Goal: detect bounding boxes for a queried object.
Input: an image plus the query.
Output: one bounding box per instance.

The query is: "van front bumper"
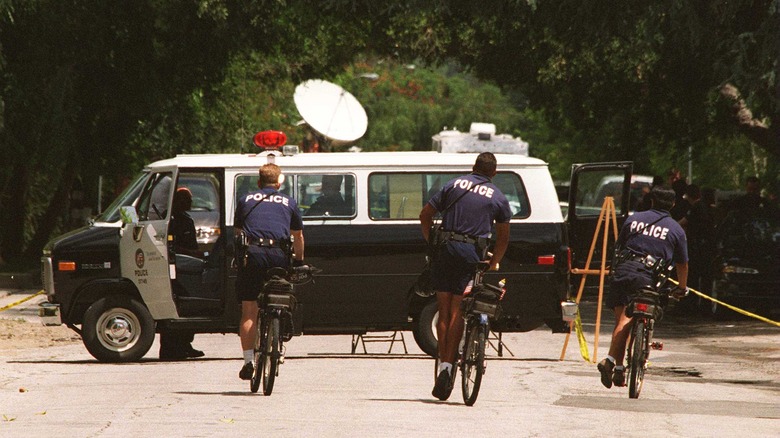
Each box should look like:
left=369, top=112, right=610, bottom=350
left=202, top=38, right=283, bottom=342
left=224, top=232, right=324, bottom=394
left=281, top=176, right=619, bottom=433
left=39, top=303, right=62, bottom=326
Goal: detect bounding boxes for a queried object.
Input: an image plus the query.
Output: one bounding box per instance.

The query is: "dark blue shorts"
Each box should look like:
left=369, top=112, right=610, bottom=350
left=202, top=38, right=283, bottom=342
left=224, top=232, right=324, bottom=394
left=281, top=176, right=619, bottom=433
left=430, top=242, right=480, bottom=295
left=236, top=247, right=289, bottom=302
left=607, top=261, right=654, bottom=309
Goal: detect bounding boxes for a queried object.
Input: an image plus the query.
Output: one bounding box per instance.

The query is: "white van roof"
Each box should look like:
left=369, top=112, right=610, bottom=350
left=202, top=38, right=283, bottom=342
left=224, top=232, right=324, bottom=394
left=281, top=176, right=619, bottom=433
left=146, top=150, right=549, bottom=171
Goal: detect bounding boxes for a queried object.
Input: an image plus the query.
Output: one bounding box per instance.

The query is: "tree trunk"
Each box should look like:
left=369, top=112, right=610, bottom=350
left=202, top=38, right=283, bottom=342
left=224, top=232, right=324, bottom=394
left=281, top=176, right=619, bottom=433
left=23, top=153, right=78, bottom=261
left=0, top=159, right=30, bottom=263
left=719, top=83, right=780, bottom=158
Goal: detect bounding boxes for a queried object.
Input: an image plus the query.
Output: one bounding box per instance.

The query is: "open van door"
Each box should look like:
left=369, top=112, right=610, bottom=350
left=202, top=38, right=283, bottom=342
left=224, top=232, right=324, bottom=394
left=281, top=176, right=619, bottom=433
left=566, top=162, right=633, bottom=284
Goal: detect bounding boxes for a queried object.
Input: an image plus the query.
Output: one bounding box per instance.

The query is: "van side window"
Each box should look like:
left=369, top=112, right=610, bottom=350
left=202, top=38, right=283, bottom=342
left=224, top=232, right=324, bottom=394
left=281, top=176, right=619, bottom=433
left=368, top=172, right=530, bottom=220
left=300, top=174, right=355, bottom=218
left=137, top=172, right=173, bottom=221
left=234, top=174, right=354, bottom=219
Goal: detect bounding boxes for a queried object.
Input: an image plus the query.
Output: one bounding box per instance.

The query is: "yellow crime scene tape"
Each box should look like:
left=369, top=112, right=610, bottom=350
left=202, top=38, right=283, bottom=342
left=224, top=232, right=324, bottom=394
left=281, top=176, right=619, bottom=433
left=574, top=311, right=591, bottom=362
left=668, top=279, right=780, bottom=328
left=571, top=282, right=780, bottom=363
left=0, top=290, right=45, bottom=312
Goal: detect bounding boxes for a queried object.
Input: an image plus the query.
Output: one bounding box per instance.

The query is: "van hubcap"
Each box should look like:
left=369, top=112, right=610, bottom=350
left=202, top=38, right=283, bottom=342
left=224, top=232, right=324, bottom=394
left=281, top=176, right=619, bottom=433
left=96, top=308, right=140, bottom=351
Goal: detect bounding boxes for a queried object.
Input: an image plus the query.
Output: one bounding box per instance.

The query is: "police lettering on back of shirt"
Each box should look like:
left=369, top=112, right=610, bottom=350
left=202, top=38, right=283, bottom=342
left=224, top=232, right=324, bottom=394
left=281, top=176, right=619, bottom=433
left=235, top=187, right=303, bottom=242
left=619, top=209, right=688, bottom=265
left=430, top=173, right=512, bottom=238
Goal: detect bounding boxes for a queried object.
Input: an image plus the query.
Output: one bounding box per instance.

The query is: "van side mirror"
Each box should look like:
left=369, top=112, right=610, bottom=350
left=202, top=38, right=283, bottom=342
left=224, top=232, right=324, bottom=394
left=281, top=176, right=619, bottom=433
left=120, top=206, right=139, bottom=225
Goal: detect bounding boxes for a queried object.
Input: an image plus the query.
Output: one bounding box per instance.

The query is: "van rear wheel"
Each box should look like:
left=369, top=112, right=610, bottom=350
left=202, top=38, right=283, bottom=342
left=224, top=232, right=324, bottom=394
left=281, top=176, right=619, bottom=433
left=413, top=300, right=439, bottom=358
left=82, top=296, right=155, bottom=363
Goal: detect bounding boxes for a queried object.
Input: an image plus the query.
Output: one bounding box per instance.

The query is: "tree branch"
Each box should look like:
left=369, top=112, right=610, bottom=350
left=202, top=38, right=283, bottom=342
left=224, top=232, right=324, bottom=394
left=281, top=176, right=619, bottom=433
left=719, top=83, right=780, bottom=158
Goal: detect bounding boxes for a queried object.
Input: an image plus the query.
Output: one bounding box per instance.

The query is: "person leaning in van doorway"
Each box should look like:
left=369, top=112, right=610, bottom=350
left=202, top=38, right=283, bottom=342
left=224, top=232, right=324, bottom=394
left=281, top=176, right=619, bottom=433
left=159, top=187, right=204, bottom=360
left=234, top=163, right=304, bottom=380
left=419, top=152, right=511, bottom=401
left=598, top=186, right=689, bottom=389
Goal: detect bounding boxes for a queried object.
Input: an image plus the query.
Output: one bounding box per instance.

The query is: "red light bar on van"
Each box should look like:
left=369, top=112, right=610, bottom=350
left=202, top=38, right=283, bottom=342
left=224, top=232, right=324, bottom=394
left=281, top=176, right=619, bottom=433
left=253, top=130, right=287, bottom=149
left=537, top=255, right=556, bottom=265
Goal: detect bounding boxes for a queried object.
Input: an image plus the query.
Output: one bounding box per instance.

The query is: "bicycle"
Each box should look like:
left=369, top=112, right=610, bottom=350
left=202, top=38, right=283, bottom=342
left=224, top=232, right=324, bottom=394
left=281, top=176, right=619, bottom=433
left=435, top=261, right=505, bottom=406
left=622, top=255, right=685, bottom=399
left=250, top=264, right=319, bottom=395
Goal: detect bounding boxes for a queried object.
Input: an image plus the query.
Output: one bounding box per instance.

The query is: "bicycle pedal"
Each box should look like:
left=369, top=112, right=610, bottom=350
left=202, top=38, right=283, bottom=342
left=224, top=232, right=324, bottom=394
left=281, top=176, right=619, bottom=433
left=651, top=341, right=664, bottom=350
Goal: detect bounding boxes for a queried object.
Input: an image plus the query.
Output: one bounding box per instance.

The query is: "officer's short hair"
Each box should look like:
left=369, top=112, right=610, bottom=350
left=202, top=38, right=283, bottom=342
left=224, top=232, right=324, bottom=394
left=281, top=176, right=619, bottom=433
left=473, top=152, right=497, bottom=176
left=650, top=186, right=675, bottom=211
left=259, top=164, right=282, bottom=186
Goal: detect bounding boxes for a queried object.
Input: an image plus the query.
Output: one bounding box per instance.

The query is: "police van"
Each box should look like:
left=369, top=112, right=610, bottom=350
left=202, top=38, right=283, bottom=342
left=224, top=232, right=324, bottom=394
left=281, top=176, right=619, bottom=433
left=39, top=132, right=634, bottom=361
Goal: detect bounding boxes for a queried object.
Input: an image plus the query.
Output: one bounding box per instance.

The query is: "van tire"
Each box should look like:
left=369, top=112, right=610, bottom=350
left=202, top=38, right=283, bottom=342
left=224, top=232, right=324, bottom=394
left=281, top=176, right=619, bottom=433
left=82, top=296, right=155, bottom=363
left=413, top=300, right=439, bottom=358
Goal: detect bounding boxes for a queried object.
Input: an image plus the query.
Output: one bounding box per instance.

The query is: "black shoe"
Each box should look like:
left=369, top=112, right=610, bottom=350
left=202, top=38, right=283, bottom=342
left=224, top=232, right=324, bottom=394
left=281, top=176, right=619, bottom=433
left=185, top=346, right=205, bottom=358
left=597, top=358, right=615, bottom=389
left=432, top=370, right=451, bottom=401
left=239, top=362, right=254, bottom=380
left=612, top=366, right=626, bottom=387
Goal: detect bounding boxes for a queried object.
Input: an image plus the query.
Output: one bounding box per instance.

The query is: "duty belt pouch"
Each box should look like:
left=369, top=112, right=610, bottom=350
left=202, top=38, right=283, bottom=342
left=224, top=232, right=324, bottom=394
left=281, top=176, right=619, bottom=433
left=234, top=231, right=248, bottom=268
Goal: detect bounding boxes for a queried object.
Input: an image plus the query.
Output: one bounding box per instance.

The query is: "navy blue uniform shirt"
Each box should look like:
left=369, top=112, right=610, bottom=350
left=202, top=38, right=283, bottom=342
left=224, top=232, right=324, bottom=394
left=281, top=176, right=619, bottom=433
left=234, top=187, right=303, bottom=241
left=233, top=187, right=303, bottom=302
left=608, top=209, right=688, bottom=308
left=428, top=173, right=512, bottom=238
left=616, top=209, right=688, bottom=266
left=427, top=173, right=511, bottom=294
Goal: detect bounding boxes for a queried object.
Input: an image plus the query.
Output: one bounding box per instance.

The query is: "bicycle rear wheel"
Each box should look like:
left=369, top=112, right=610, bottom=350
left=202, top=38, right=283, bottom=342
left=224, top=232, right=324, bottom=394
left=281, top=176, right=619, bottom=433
left=628, top=319, right=648, bottom=399
left=250, top=311, right=264, bottom=393
left=262, top=316, right=280, bottom=396
left=461, top=322, right=486, bottom=406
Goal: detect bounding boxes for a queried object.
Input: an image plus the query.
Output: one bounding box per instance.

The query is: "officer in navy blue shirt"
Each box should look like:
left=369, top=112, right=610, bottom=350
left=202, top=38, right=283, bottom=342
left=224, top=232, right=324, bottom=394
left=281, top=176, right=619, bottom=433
left=598, top=186, right=688, bottom=389
left=420, top=152, right=512, bottom=401
left=234, top=163, right=304, bottom=380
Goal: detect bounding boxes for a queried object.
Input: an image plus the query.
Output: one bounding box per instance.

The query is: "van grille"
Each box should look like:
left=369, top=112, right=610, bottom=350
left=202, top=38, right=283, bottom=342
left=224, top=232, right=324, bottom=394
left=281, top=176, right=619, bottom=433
left=41, top=257, right=55, bottom=296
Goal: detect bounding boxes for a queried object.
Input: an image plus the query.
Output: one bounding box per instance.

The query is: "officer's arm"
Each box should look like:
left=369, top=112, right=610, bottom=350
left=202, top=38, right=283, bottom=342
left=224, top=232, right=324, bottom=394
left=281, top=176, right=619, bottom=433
left=490, top=222, right=510, bottom=271
left=419, top=203, right=437, bottom=243
left=291, top=229, right=304, bottom=261
left=674, top=261, right=688, bottom=290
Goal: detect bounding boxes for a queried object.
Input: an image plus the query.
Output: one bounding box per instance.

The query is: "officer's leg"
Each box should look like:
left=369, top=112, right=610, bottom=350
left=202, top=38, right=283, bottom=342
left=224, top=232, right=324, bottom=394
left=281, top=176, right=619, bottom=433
left=609, top=305, right=632, bottom=366
left=444, top=294, right=465, bottom=365
left=240, top=300, right=258, bottom=352
left=435, top=291, right=453, bottom=363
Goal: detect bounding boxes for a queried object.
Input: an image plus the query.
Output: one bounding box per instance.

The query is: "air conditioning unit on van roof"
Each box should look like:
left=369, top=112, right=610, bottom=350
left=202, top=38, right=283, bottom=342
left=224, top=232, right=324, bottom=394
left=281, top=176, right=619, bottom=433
left=432, top=122, right=529, bottom=156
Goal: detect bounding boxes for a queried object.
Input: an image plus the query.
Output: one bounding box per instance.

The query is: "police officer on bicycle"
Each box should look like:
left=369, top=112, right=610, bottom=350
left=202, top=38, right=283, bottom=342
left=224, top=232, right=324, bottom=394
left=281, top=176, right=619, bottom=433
left=419, top=152, right=512, bottom=401
left=234, top=163, right=304, bottom=380
left=598, top=186, right=688, bottom=388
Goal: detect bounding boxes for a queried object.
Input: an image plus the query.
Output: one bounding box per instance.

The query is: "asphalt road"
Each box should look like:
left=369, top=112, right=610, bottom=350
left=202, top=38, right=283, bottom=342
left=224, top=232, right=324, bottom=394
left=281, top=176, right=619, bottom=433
left=1, top=289, right=779, bottom=437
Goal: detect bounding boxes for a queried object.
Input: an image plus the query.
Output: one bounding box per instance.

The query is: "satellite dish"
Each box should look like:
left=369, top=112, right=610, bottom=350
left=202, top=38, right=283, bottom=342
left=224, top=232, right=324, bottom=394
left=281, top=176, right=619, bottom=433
left=294, top=79, right=368, bottom=147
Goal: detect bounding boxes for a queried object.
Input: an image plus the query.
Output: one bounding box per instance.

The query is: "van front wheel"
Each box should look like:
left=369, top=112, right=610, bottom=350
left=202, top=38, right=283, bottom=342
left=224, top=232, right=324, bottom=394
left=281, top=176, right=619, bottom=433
left=82, top=296, right=155, bottom=363
left=413, top=300, right=439, bottom=358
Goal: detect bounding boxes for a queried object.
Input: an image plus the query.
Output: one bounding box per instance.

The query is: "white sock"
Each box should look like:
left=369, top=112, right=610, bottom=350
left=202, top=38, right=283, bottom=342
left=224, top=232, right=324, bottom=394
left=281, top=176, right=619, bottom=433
left=438, top=362, right=452, bottom=374
left=243, top=349, right=254, bottom=364
left=606, top=355, right=616, bottom=365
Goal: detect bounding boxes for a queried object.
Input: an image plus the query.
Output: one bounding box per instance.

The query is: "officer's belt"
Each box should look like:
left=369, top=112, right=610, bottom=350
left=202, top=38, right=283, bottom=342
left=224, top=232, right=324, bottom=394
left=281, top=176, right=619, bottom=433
left=246, top=237, right=287, bottom=249
left=438, top=231, right=487, bottom=247
left=617, top=251, right=658, bottom=268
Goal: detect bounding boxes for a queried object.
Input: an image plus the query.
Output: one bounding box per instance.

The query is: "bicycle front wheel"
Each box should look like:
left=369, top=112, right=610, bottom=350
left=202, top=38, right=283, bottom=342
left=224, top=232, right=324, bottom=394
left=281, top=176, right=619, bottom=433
left=461, top=322, right=486, bottom=406
left=250, top=311, right=264, bottom=393
left=628, top=319, right=648, bottom=399
left=262, top=315, right=280, bottom=396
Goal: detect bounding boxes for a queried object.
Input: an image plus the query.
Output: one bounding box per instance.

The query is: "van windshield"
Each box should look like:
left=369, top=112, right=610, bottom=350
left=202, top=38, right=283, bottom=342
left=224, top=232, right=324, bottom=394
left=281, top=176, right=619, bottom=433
left=95, top=172, right=148, bottom=223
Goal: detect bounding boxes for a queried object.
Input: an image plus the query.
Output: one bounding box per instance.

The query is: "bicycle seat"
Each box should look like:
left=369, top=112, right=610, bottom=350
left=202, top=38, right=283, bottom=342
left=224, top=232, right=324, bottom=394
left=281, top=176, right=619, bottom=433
left=266, top=267, right=288, bottom=280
